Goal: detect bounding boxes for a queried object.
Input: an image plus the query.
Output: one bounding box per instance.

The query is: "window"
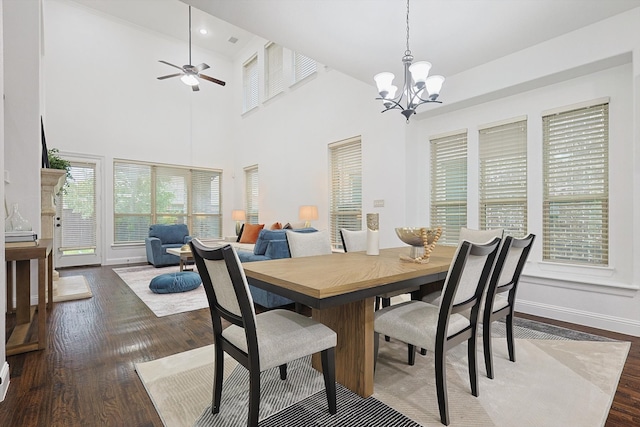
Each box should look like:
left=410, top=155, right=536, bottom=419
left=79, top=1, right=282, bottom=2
left=329, top=137, right=362, bottom=249
left=242, top=55, right=259, bottom=112
left=113, top=161, right=222, bottom=244
left=430, top=131, right=467, bottom=245
left=542, top=101, right=609, bottom=266
left=245, top=165, right=259, bottom=224
left=479, top=118, right=527, bottom=236
left=58, top=161, right=96, bottom=254
left=292, top=51, right=316, bottom=84
left=264, top=42, right=283, bottom=99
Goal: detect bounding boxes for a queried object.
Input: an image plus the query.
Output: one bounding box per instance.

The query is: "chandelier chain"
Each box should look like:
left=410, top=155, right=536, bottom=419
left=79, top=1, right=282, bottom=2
left=405, top=0, right=411, bottom=56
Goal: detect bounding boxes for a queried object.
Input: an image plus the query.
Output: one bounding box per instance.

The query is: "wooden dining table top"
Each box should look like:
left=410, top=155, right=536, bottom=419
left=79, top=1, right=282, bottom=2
left=242, top=245, right=456, bottom=307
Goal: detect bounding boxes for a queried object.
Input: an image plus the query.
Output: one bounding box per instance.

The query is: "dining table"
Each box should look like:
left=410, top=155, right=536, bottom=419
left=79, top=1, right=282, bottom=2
left=242, top=244, right=456, bottom=398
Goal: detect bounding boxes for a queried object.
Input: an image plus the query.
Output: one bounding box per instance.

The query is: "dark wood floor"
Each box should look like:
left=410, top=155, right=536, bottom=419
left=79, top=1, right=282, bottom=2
left=1, top=264, right=639, bottom=426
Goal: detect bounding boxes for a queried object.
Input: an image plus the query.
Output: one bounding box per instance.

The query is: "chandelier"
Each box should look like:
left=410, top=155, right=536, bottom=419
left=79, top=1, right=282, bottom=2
left=374, top=0, right=445, bottom=122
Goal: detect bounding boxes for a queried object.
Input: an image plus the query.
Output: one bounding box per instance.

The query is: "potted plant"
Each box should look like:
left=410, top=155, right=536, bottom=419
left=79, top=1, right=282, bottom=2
left=47, top=148, right=72, bottom=194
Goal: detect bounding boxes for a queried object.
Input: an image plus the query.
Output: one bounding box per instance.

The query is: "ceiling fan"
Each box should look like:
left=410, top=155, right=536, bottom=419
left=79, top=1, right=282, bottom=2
left=157, top=5, right=226, bottom=91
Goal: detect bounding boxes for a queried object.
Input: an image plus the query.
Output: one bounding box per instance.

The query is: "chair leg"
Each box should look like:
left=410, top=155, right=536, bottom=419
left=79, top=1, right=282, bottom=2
left=421, top=348, right=427, bottom=356
left=483, top=320, right=494, bottom=379
left=382, top=298, right=391, bottom=341
left=468, top=334, right=479, bottom=397
left=321, top=348, right=337, bottom=415
left=435, top=346, right=449, bottom=426
left=279, top=364, right=287, bottom=380
left=408, top=344, right=416, bottom=366
left=374, top=332, right=380, bottom=371
left=248, top=366, right=260, bottom=427
left=506, top=311, right=516, bottom=362
left=212, top=344, right=224, bottom=414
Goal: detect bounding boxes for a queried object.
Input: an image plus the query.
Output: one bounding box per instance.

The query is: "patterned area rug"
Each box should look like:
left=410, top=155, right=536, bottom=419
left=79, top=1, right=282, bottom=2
left=113, top=265, right=207, bottom=317
left=135, top=319, right=629, bottom=427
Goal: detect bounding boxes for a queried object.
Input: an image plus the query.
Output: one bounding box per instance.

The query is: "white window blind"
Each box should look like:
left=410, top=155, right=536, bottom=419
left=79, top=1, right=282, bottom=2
left=292, top=51, right=316, bottom=84
left=59, top=162, right=97, bottom=253
left=329, top=137, right=362, bottom=249
left=265, top=42, right=283, bottom=99
left=242, top=55, right=259, bottom=112
left=479, top=119, right=527, bottom=237
left=430, top=132, right=467, bottom=245
left=245, top=165, right=259, bottom=224
left=542, top=102, right=609, bottom=266
left=114, top=161, right=222, bottom=244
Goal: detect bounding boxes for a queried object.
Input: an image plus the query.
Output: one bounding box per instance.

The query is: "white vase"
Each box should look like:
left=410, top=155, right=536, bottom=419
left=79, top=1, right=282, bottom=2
left=5, top=203, right=32, bottom=232
left=366, top=213, right=379, bottom=256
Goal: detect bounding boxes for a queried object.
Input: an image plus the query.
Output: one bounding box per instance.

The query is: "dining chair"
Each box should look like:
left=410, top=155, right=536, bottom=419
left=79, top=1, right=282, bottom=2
left=374, top=238, right=501, bottom=426
left=189, top=239, right=338, bottom=427
left=286, top=229, right=333, bottom=257
left=482, top=233, right=535, bottom=379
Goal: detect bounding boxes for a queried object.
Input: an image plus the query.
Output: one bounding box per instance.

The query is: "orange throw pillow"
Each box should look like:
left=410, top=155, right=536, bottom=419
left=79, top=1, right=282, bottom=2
left=270, top=222, right=283, bottom=230
left=239, top=224, right=265, bottom=244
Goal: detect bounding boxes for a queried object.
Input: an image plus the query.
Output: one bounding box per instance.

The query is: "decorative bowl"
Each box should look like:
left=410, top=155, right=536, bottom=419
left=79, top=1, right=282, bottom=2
left=395, top=227, right=441, bottom=258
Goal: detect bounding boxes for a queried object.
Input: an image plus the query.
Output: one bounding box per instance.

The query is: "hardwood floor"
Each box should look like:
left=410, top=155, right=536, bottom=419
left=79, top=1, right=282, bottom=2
left=1, top=264, right=639, bottom=426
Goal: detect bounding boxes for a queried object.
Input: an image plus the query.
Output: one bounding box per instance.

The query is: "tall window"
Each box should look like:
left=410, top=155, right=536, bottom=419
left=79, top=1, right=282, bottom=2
left=265, top=42, right=283, bottom=99
left=479, top=118, right=528, bottom=236
left=113, top=161, right=222, bottom=244
left=245, top=165, right=259, bottom=224
left=58, top=161, right=96, bottom=254
left=329, top=137, right=362, bottom=249
left=542, top=101, right=609, bottom=266
left=430, top=131, right=467, bottom=245
left=242, top=55, right=259, bottom=112
left=292, top=51, right=316, bottom=84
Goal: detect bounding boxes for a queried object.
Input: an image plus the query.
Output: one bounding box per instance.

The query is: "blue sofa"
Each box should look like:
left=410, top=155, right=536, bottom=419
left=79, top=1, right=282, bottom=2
left=237, top=227, right=316, bottom=308
left=145, top=224, right=193, bottom=267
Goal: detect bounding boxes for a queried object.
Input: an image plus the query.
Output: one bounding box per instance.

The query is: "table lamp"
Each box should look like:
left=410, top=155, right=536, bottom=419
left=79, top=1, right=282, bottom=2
left=231, top=210, right=246, bottom=236
left=299, top=205, right=318, bottom=228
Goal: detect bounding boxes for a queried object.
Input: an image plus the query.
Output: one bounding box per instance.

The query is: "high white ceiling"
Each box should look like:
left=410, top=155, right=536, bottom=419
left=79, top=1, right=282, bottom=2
left=67, top=0, right=640, bottom=85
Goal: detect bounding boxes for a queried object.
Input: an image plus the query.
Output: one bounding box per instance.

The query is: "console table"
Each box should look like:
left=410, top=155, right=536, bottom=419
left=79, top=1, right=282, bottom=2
left=5, top=239, right=53, bottom=356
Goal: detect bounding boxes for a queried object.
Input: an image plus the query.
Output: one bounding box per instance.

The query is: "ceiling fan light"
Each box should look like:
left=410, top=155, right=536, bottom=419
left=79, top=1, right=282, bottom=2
left=180, top=74, right=199, bottom=86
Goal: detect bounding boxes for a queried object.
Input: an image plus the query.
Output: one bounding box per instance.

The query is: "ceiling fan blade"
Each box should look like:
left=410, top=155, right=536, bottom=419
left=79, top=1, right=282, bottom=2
left=157, top=73, right=182, bottom=80
left=192, top=84, right=200, bottom=92
left=158, top=60, right=185, bottom=72
left=199, top=74, right=226, bottom=86
left=194, top=63, right=210, bottom=73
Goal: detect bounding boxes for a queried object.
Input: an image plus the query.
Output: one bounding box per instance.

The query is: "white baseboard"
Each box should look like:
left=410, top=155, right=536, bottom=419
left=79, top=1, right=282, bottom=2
left=517, top=299, right=640, bottom=337
left=0, top=361, right=10, bottom=402
left=105, top=256, right=147, bottom=266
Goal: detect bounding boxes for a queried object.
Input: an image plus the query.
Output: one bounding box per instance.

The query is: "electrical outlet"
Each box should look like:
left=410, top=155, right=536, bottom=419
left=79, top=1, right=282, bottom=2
left=373, top=199, right=385, bottom=208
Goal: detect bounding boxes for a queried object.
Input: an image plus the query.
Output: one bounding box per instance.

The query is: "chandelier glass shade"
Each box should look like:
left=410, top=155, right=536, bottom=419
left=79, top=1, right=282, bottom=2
left=374, top=0, right=445, bottom=122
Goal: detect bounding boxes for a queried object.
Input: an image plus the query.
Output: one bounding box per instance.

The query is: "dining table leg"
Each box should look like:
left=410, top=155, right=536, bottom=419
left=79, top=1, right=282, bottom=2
left=311, top=296, right=375, bottom=398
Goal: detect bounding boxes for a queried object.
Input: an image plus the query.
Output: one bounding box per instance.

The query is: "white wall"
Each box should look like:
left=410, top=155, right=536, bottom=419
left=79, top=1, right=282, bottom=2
left=0, top=0, right=9, bottom=403
left=406, top=8, right=640, bottom=335
left=42, top=0, right=236, bottom=264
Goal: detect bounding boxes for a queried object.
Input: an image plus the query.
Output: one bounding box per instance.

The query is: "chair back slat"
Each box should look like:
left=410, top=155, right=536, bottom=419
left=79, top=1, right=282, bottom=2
left=487, top=233, right=535, bottom=306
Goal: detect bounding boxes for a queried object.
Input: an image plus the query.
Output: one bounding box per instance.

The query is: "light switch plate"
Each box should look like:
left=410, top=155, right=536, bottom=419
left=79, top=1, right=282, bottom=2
left=373, top=199, right=384, bottom=207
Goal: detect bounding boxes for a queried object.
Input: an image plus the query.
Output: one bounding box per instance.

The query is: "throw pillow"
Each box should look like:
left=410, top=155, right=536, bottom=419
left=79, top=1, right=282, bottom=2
left=239, top=223, right=265, bottom=244
left=270, top=222, right=283, bottom=230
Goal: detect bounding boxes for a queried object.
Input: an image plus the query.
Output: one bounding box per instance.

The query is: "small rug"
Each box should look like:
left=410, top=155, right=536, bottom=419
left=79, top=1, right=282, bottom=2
left=135, top=319, right=629, bottom=427
left=52, top=275, right=93, bottom=302
left=113, top=265, right=207, bottom=317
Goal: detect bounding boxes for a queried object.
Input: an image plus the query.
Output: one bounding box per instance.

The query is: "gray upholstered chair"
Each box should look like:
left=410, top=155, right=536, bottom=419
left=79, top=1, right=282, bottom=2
left=374, top=238, right=501, bottom=426
left=285, top=229, right=333, bottom=257
left=189, top=239, right=337, bottom=427
left=482, top=233, right=535, bottom=379
left=339, top=228, right=367, bottom=252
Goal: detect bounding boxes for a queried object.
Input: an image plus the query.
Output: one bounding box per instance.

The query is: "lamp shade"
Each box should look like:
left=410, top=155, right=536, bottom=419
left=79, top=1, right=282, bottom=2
left=299, top=205, right=319, bottom=221
left=231, top=210, right=246, bottom=221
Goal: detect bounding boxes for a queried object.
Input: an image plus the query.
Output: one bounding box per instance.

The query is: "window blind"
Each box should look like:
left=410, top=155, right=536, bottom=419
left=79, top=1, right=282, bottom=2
left=245, top=165, right=259, bottom=224
left=59, top=162, right=97, bottom=253
left=242, top=55, right=259, bottom=112
left=265, top=43, right=283, bottom=99
left=542, top=102, right=609, bottom=266
left=479, top=119, right=527, bottom=237
left=430, top=132, right=467, bottom=245
left=329, top=137, right=362, bottom=249
left=113, top=161, right=222, bottom=244
left=292, top=51, right=316, bottom=84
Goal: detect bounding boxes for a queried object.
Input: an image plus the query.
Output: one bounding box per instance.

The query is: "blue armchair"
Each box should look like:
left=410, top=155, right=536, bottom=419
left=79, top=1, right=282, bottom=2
left=145, top=224, right=192, bottom=267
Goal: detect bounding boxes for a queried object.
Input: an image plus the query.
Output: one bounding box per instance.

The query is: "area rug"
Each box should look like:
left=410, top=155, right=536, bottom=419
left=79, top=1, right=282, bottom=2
left=113, top=265, right=207, bottom=317
left=135, top=319, right=629, bottom=427
left=51, top=275, right=93, bottom=302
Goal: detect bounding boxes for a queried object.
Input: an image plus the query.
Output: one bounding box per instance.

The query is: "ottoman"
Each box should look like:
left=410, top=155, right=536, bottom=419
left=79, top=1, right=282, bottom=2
left=149, top=271, right=201, bottom=294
